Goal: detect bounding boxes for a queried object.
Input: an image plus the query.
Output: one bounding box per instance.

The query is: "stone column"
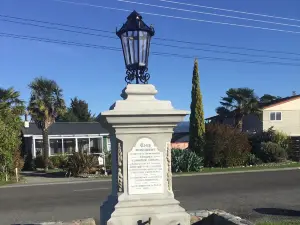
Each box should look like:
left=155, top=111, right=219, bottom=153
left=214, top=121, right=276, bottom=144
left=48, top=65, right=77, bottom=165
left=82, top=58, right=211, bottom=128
left=100, top=84, right=190, bottom=225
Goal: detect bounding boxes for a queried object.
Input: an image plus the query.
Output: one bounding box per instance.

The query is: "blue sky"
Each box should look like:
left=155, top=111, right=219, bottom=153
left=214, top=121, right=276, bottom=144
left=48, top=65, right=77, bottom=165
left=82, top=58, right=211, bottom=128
left=1, top=0, right=300, bottom=119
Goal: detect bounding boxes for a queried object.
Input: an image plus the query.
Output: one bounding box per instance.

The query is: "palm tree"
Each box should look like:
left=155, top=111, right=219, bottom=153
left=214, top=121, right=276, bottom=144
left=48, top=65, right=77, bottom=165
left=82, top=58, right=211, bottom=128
left=218, top=88, right=260, bottom=130
left=28, top=77, right=66, bottom=171
left=215, top=106, right=231, bottom=124
left=0, top=87, right=25, bottom=115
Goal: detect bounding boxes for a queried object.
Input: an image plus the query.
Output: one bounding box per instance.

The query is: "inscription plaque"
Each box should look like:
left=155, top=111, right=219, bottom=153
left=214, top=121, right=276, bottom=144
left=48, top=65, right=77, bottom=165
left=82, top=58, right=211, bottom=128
left=128, top=137, right=164, bottom=195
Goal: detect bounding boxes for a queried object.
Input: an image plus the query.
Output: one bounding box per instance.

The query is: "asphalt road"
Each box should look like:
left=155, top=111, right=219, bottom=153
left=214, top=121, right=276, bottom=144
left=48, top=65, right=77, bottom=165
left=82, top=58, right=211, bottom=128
left=1, top=170, right=300, bottom=224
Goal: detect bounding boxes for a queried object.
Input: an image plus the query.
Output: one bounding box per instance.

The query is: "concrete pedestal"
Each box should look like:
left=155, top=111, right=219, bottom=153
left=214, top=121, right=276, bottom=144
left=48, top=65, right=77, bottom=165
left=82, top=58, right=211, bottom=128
left=100, top=84, right=190, bottom=225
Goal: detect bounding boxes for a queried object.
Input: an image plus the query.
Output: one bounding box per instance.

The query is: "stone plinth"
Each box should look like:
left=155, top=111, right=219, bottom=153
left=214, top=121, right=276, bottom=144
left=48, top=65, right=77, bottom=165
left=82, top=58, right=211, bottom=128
left=99, top=84, right=190, bottom=225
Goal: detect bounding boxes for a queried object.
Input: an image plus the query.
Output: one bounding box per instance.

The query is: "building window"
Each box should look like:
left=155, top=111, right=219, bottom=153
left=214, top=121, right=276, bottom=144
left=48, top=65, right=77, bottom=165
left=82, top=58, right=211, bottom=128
left=270, top=112, right=282, bottom=121
left=90, top=138, right=103, bottom=154
left=63, top=139, right=76, bottom=154
left=35, top=139, right=43, bottom=156
left=78, top=138, right=89, bottom=153
left=50, top=139, right=63, bottom=155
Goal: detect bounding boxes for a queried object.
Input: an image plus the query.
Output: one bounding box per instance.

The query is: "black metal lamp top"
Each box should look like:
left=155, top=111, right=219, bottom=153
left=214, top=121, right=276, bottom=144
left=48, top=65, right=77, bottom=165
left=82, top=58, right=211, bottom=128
left=116, top=11, right=155, bottom=84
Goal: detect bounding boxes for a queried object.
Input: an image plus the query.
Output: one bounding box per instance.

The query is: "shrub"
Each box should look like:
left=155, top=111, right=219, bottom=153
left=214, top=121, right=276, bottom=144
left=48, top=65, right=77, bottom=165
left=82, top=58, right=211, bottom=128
left=34, top=155, right=45, bottom=169
left=259, top=142, right=287, bottom=163
left=49, top=155, right=68, bottom=169
left=66, top=152, right=98, bottom=176
left=249, top=127, right=291, bottom=160
left=13, top=150, right=24, bottom=171
left=171, top=149, right=203, bottom=173
left=247, top=153, right=262, bottom=166
left=272, top=130, right=290, bottom=150
left=204, top=124, right=251, bottom=167
left=23, top=153, right=35, bottom=171
left=105, top=152, right=112, bottom=171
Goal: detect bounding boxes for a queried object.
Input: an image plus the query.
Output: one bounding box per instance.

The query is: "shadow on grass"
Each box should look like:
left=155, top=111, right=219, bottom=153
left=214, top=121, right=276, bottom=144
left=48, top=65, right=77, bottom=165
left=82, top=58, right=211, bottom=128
left=254, top=208, right=300, bottom=217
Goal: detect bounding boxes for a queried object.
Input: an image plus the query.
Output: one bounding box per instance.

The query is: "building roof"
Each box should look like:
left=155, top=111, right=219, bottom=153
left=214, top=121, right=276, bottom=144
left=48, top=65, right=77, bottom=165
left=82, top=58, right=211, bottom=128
left=205, top=94, right=300, bottom=120
left=22, top=121, right=189, bottom=136
left=173, top=121, right=189, bottom=133
left=262, top=95, right=300, bottom=109
left=173, top=134, right=189, bottom=143
left=22, top=122, right=109, bottom=136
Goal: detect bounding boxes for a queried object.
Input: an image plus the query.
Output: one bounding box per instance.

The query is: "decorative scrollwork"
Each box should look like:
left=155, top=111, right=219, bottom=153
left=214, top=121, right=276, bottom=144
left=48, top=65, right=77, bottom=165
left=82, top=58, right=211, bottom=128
left=117, top=142, right=123, bottom=192
left=125, top=68, right=151, bottom=84
left=166, top=142, right=172, bottom=191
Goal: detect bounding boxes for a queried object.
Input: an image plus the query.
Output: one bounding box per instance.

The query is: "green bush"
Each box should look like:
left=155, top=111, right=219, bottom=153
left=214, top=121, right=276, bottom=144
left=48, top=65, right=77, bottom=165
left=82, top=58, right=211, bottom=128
left=247, top=153, right=262, bottom=165
left=66, top=152, right=98, bottom=176
left=49, top=155, right=68, bottom=169
left=204, top=124, right=251, bottom=167
left=105, top=152, right=112, bottom=171
left=272, top=130, right=290, bottom=150
left=33, top=155, right=55, bottom=169
left=34, top=155, right=45, bottom=169
left=171, top=149, right=203, bottom=173
left=249, top=127, right=291, bottom=160
left=259, top=142, right=287, bottom=163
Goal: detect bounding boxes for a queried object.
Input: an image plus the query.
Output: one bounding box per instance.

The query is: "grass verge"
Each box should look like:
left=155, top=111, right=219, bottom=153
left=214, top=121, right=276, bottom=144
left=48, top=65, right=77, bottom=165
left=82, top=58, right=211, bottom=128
left=174, top=161, right=300, bottom=176
left=0, top=180, right=16, bottom=186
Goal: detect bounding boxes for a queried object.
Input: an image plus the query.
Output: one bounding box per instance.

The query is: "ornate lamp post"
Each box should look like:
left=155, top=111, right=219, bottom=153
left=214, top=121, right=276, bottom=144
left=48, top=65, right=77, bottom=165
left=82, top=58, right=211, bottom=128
left=100, top=10, right=190, bottom=225
left=116, top=10, right=155, bottom=84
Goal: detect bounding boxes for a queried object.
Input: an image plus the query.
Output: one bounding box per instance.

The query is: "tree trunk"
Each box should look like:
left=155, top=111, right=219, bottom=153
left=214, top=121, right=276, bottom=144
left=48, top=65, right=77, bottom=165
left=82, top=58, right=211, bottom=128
left=236, top=116, right=243, bottom=131
left=42, top=128, right=49, bottom=172
left=237, top=119, right=243, bottom=131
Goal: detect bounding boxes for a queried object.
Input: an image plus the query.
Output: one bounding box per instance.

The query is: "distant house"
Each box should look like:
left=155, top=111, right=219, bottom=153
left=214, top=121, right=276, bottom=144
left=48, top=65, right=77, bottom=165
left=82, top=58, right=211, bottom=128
left=21, top=122, right=110, bottom=158
left=263, top=95, right=300, bottom=136
left=171, top=121, right=189, bottom=149
left=21, top=120, right=190, bottom=155
left=205, top=94, right=300, bottom=136
left=205, top=113, right=262, bottom=134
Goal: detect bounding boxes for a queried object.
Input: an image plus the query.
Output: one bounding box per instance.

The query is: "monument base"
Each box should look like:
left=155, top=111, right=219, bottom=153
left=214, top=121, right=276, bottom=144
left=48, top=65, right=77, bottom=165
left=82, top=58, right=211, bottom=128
left=100, top=84, right=190, bottom=225
left=101, top=194, right=190, bottom=225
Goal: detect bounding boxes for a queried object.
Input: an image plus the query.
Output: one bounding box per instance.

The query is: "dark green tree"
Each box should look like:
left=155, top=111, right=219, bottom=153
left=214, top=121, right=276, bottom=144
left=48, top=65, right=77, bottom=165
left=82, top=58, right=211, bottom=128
left=58, top=97, right=95, bottom=122
left=28, top=77, right=66, bottom=171
left=215, top=106, right=231, bottom=123
left=218, top=88, right=260, bottom=130
left=189, top=59, right=205, bottom=156
left=260, top=94, right=281, bottom=104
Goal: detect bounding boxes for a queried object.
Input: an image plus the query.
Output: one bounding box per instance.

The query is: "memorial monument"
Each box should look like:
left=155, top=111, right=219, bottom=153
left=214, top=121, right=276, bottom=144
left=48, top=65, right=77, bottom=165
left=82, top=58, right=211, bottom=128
left=100, top=11, right=190, bottom=225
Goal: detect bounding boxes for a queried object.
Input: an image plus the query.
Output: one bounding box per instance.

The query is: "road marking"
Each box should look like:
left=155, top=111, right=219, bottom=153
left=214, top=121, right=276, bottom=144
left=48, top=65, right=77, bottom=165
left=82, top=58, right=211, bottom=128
left=0, top=179, right=110, bottom=189
left=73, top=187, right=109, bottom=192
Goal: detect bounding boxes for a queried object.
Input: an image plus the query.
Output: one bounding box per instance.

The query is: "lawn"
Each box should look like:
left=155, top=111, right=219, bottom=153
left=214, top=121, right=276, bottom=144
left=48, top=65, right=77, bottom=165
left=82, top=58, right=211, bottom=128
left=0, top=180, right=15, bottom=186
left=174, top=161, right=300, bottom=176
left=257, top=221, right=300, bottom=225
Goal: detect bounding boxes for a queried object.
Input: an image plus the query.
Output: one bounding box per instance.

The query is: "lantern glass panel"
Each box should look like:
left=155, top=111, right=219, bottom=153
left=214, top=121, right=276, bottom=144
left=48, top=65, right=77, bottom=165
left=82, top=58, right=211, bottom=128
left=121, top=30, right=152, bottom=69
left=121, top=34, right=130, bottom=66
left=139, top=31, right=149, bottom=67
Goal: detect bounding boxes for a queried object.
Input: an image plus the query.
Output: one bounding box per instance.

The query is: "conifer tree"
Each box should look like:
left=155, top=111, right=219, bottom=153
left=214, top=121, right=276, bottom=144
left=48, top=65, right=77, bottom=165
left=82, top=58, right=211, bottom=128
left=189, top=59, right=205, bottom=155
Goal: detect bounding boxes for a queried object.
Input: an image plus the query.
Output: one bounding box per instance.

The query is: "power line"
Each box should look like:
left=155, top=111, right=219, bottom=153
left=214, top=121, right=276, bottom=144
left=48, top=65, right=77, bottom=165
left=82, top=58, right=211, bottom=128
left=3, top=17, right=300, bottom=61
left=0, top=32, right=121, bottom=50
left=0, top=15, right=115, bottom=34
left=1, top=32, right=300, bottom=67
left=0, top=19, right=117, bottom=40
left=118, top=0, right=300, bottom=29
left=152, top=43, right=300, bottom=62
left=158, top=0, right=300, bottom=23
left=154, top=37, right=300, bottom=57
left=39, top=0, right=300, bottom=35
left=2, top=14, right=300, bottom=57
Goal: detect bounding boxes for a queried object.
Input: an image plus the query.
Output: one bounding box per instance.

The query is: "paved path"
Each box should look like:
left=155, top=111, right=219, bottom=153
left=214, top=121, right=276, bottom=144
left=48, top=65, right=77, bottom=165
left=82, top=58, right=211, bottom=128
left=1, top=170, right=300, bottom=224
